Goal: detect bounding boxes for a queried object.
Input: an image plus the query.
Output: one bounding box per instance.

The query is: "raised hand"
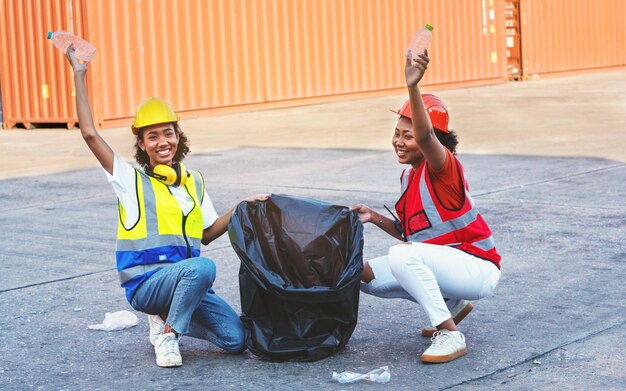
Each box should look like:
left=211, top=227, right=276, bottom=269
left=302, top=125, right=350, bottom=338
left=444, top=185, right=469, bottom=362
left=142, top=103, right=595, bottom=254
left=65, top=44, right=87, bottom=75
left=405, top=50, right=429, bottom=88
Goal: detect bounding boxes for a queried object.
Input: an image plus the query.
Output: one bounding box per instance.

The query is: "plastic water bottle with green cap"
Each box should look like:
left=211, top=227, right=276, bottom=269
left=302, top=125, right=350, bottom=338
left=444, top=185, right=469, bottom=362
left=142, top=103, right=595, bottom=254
left=47, top=30, right=96, bottom=62
left=406, top=24, right=433, bottom=60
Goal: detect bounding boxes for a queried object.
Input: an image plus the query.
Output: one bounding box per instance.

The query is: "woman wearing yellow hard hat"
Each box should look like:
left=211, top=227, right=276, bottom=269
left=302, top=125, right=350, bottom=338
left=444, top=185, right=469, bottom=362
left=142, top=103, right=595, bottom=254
left=351, top=50, right=501, bottom=364
left=66, top=45, right=267, bottom=368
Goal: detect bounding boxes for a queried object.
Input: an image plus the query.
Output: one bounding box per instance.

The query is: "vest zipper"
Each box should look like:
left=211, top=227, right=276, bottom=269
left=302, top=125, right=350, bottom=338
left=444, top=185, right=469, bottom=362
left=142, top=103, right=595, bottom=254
left=181, top=182, right=197, bottom=259
left=401, top=169, right=415, bottom=240
left=181, top=214, right=191, bottom=258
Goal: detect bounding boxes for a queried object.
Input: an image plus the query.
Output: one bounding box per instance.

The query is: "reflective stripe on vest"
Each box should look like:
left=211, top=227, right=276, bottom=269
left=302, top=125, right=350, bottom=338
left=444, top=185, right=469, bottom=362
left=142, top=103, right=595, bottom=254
left=119, top=263, right=170, bottom=284
left=116, top=168, right=205, bottom=292
left=404, top=167, right=480, bottom=242
left=399, top=162, right=498, bottom=258
left=444, top=235, right=496, bottom=252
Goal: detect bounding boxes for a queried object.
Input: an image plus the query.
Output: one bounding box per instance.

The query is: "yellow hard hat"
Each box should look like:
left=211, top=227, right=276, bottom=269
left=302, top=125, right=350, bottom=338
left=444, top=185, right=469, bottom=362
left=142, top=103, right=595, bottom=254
left=131, top=97, right=180, bottom=135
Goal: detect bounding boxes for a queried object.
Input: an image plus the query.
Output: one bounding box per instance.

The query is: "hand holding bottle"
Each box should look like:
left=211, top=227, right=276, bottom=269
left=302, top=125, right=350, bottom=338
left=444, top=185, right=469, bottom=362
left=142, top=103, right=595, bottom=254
left=48, top=30, right=96, bottom=62
left=65, top=44, right=87, bottom=76
left=406, top=24, right=433, bottom=60
left=405, top=51, right=429, bottom=88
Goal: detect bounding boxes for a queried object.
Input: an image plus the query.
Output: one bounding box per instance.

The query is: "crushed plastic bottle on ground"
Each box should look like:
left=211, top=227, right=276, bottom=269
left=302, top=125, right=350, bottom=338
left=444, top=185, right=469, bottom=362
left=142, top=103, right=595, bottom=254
left=87, top=310, right=139, bottom=331
left=331, top=365, right=391, bottom=384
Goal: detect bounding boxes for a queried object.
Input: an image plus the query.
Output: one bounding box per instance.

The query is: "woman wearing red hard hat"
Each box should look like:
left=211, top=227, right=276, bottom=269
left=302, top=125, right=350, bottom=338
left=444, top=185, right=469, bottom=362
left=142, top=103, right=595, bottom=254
left=351, top=51, right=501, bottom=364
left=65, top=45, right=267, bottom=368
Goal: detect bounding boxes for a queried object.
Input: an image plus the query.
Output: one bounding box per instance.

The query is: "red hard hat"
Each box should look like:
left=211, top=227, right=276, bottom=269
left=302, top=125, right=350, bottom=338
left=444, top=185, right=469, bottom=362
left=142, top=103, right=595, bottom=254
left=392, top=94, right=450, bottom=133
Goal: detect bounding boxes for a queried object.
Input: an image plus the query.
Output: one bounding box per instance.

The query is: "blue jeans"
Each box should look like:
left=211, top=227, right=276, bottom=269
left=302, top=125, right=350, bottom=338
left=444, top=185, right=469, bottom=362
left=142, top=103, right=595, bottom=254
left=130, top=257, right=245, bottom=353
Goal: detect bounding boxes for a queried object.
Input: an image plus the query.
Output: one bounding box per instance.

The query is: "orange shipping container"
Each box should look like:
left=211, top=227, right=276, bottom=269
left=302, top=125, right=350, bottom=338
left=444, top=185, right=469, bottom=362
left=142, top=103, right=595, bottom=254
left=519, top=0, right=626, bottom=76
left=0, top=0, right=91, bottom=128
left=83, top=0, right=508, bottom=129
left=0, top=0, right=537, bottom=129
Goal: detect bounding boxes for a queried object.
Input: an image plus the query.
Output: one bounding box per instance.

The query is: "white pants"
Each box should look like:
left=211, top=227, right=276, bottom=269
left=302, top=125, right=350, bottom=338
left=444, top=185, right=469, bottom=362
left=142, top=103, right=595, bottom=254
left=361, top=242, right=500, bottom=327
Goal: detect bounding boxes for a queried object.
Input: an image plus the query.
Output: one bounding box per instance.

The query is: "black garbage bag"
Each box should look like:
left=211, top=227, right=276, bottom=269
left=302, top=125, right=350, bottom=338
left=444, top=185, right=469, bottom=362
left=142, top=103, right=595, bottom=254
left=228, top=194, right=364, bottom=362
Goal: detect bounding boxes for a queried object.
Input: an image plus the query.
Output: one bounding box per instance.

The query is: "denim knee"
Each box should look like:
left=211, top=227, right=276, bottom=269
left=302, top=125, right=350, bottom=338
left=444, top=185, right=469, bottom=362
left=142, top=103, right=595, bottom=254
left=222, top=322, right=246, bottom=354
left=183, top=257, right=216, bottom=286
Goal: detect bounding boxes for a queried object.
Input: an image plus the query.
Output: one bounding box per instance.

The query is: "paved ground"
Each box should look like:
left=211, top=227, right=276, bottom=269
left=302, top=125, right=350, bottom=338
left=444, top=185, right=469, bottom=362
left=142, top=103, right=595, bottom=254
left=1, top=70, right=625, bottom=390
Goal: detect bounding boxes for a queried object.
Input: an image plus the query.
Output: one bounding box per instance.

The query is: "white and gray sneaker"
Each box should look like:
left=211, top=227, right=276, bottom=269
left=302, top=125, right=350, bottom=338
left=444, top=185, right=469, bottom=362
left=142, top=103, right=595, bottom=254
left=148, top=314, right=165, bottom=346
left=154, top=332, right=182, bottom=367
left=421, top=300, right=473, bottom=337
left=421, top=329, right=467, bottom=363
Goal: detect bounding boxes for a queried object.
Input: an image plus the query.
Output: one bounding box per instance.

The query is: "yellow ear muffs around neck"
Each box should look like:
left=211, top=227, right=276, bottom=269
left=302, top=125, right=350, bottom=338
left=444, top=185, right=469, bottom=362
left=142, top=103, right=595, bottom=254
left=146, top=162, right=188, bottom=186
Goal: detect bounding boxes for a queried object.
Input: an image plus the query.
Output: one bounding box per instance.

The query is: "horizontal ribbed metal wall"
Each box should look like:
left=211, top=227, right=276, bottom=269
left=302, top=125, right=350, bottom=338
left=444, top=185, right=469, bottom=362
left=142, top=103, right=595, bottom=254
left=520, top=0, right=626, bottom=75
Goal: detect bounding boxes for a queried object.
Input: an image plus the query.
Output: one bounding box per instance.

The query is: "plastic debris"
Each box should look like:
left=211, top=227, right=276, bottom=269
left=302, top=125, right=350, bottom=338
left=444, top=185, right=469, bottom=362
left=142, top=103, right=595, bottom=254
left=88, top=310, right=139, bottom=331
left=331, top=366, right=391, bottom=384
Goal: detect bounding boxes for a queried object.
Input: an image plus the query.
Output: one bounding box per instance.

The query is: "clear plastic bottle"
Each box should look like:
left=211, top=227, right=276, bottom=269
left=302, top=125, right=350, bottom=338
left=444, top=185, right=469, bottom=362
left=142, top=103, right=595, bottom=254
left=47, top=30, right=96, bottom=62
left=406, top=24, right=433, bottom=60
left=331, top=366, right=391, bottom=384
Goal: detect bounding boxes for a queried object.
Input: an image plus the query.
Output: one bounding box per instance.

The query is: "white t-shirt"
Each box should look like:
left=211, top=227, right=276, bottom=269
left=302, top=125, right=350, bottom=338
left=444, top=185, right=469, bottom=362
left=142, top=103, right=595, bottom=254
left=105, top=154, right=219, bottom=229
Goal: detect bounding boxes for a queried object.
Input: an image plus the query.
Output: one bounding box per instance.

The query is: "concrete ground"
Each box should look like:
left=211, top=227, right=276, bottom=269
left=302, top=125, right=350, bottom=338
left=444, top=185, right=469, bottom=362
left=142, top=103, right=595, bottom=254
left=0, top=69, right=625, bottom=390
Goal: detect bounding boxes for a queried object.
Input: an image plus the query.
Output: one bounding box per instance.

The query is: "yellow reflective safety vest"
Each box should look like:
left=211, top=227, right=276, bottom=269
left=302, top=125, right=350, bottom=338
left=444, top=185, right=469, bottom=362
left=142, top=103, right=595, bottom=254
left=116, top=168, right=205, bottom=302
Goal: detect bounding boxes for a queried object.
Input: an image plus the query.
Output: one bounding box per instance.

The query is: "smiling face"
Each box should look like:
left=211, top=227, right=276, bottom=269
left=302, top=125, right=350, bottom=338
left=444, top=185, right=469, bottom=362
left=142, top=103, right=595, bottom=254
left=137, top=122, right=179, bottom=168
left=392, top=116, right=423, bottom=167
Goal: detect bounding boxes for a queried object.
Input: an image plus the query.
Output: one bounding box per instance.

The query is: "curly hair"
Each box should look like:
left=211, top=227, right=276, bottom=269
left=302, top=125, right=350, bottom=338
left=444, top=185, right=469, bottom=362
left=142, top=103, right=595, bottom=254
left=435, top=128, right=459, bottom=155
left=133, top=122, right=191, bottom=167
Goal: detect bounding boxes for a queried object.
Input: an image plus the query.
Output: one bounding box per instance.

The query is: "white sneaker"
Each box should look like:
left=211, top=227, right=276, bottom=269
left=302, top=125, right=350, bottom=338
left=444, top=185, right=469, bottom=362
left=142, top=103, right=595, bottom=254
left=421, top=329, right=467, bottom=363
left=148, top=314, right=165, bottom=346
left=154, top=332, right=182, bottom=367
left=421, top=300, right=473, bottom=337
